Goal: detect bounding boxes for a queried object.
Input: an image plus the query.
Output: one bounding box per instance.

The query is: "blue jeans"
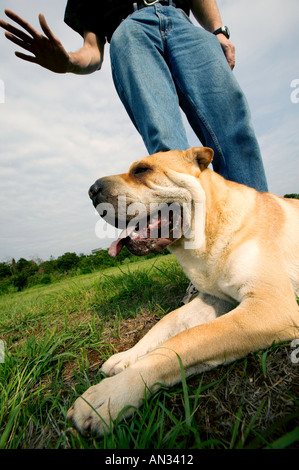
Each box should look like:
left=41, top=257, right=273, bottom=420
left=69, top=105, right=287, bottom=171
left=110, top=4, right=268, bottom=191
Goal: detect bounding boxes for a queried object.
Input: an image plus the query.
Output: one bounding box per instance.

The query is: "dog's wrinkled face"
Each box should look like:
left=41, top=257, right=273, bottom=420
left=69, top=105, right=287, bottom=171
left=89, top=147, right=213, bottom=256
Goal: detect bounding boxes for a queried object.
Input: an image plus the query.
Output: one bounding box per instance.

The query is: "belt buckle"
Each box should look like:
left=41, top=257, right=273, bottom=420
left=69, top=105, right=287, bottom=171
left=143, top=0, right=160, bottom=5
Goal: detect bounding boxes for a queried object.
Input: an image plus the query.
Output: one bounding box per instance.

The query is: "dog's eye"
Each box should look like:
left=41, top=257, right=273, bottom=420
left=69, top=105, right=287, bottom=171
left=133, top=166, right=152, bottom=176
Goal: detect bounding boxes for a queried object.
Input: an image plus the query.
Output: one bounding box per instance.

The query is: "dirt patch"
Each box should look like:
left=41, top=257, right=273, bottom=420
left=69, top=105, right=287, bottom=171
left=62, top=311, right=160, bottom=381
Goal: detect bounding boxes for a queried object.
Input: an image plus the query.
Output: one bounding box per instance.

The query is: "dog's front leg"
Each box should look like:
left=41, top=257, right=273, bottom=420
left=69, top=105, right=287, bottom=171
left=100, top=293, right=234, bottom=375
left=67, top=290, right=298, bottom=435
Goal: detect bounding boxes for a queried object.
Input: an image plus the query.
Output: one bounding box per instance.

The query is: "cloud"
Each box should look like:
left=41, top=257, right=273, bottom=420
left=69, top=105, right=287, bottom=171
left=217, top=0, right=299, bottom=194
left=0, top=0, right=146, bottom=260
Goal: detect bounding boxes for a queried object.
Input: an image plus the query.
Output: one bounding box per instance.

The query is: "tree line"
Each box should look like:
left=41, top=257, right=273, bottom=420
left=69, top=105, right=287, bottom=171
left=0, top=247, right=167, bottom=295
left=1, top=194, right=297, bottom=295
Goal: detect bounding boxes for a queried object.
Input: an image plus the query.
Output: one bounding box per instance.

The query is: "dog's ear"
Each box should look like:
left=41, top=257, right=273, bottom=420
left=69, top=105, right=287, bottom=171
left=185, top=147, right=214, bottom=170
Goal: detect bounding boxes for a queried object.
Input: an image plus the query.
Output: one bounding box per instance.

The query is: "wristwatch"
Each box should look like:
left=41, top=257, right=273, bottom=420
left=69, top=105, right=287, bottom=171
left=213, top=26, right=230, bottom=39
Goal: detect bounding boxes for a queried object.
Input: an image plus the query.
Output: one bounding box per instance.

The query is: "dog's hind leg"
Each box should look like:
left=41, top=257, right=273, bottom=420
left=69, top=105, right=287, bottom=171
left=101, top=293, right=234, bottom=376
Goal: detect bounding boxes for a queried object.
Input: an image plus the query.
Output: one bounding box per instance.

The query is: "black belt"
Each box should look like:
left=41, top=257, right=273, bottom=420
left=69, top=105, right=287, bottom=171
left=133, top=0, right=177, bottom=12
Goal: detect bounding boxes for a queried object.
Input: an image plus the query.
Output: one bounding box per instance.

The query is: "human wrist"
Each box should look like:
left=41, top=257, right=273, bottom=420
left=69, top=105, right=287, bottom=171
left=67, top=51, right=86, bottom=74
left=67, top=49, right=102, bottom=75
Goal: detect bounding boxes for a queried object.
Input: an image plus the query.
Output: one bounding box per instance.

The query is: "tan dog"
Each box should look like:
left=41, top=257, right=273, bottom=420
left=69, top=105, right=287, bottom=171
left=67, top=147, right=299, bottom=434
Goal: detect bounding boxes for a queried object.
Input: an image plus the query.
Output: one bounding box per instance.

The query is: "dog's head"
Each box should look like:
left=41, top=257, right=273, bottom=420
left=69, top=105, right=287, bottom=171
left=89, top=147, right=213, bottom=256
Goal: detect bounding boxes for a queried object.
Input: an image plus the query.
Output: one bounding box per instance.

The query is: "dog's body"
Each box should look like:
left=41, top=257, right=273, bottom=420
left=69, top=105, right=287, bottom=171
left=67, top=147, right=299, bottom=434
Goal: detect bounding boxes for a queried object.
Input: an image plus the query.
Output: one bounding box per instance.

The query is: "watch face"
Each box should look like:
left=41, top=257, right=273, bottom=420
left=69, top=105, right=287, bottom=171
left=220, top=26, right=230, bottom=38
left=213, top=26, right=230, bottom=39
left=224, top=26, right=230, bottom=38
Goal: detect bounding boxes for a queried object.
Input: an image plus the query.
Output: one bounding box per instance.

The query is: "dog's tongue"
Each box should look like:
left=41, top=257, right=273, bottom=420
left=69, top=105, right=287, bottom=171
left=108, top=225, right=136, bottom=257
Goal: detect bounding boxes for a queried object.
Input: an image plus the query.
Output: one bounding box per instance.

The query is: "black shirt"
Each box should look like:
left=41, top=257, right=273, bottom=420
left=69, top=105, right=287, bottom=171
left=64, top=0, right=191, bottom=43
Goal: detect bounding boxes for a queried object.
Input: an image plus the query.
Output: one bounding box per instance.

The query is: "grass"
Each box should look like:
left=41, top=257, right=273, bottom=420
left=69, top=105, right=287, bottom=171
left=0, top=254, right=298, bottom=449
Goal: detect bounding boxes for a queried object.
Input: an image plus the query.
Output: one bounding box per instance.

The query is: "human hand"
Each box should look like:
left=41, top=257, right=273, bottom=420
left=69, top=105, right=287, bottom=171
left=217, top=34, right=235, bottom=70
left=0, top=9, right=71, bottom=73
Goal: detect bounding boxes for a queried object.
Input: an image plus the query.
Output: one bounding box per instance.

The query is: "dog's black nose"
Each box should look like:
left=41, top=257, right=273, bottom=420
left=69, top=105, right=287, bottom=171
left=88, top=181, right=101, bottom=198
left=88, top=180, right=103, bottom=206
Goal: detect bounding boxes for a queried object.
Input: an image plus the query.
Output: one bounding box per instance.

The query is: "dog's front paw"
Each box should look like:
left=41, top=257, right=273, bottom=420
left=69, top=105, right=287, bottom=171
left=101, top=347, right=140, bottom=376
left=67, top=368, right=146, bottom=435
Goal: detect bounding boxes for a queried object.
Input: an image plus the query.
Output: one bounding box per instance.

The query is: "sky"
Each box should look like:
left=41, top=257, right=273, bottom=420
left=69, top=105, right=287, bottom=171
left=0, top=0, right=298, bottom=262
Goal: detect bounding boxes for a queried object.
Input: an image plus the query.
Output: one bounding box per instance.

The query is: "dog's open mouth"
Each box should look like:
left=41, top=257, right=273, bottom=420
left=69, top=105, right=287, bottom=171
left=109, top=206, right=183, bottom=257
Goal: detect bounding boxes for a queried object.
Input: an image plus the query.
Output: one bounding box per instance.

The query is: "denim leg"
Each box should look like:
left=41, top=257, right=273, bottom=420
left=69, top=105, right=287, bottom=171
left=164, top=8, right=268, bottom=191
left=110, top=8, right=189, bottom=154
left=110, top=6, right=268, bottom=191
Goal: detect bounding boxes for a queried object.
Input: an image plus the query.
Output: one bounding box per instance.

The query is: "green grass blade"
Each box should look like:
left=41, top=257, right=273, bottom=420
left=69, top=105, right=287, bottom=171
left=265, top=427, right=299, bottom=449
left=0, top=403, right=21, bottom=449
left=175, top=353, right=191, bottom=427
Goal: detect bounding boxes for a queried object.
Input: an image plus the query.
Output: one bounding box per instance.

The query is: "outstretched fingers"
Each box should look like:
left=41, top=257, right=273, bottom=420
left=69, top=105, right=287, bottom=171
left=1, top=9, right=71, bottom=72
left=4, top=32, right=33, bottom=53
left=0, top=19, right=31, bottom=43
left=3, top=9, right=40, bottom=38
left=0, top=9, right=40, bottom=58
left=38, top=13, right=57, bottom=42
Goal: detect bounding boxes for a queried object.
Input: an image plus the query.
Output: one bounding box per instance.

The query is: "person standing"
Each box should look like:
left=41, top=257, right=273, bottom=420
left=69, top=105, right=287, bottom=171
left=0, top=1, right=268, bottom=191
